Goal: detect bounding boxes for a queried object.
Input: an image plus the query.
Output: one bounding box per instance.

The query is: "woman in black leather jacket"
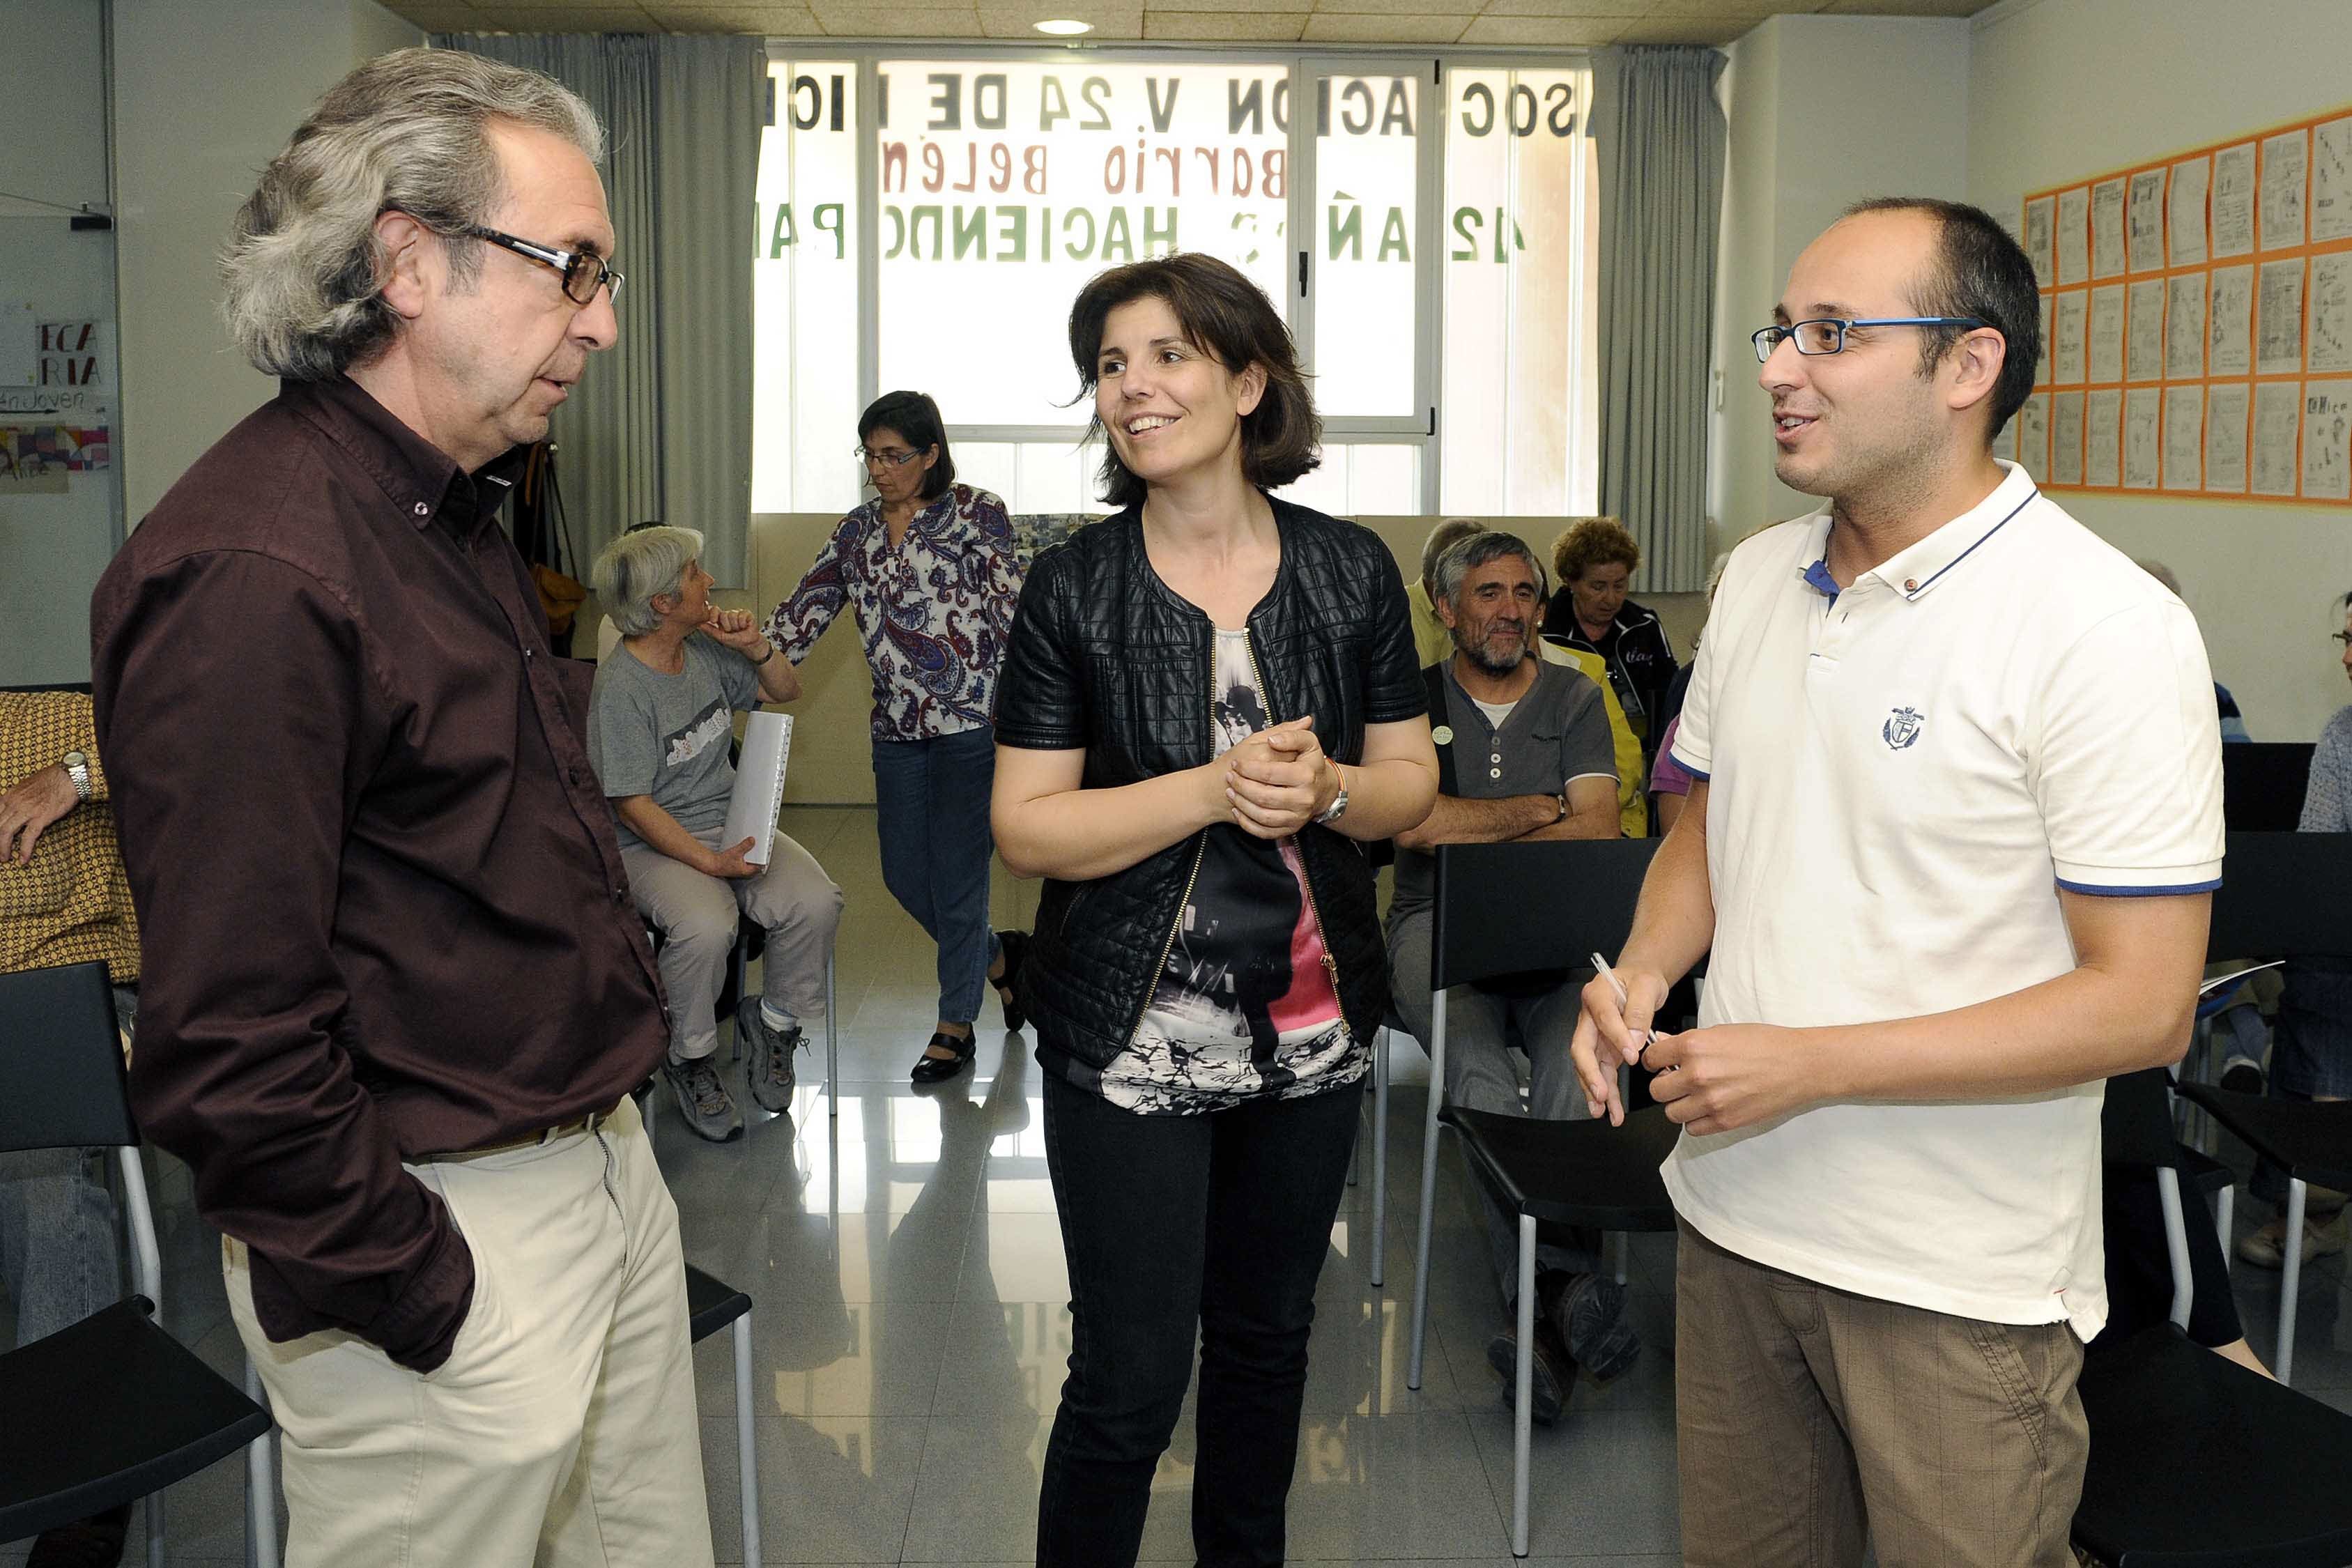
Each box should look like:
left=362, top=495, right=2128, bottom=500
left=992, top=253, right=1438, bottom=1568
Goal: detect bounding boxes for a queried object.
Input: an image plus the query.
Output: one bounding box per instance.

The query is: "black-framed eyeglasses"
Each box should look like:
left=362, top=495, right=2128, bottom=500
left=466, top=226, right=624, bottom=305
left=856, top=445, right=925, bottom=468
left=1751, top=316, right=1986, bottom=362
left=2332, top=630, right=2352, bottom=647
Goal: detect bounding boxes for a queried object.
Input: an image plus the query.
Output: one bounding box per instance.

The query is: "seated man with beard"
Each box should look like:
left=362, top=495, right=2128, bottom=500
left=1385, top=529, right=1629, bottom=1425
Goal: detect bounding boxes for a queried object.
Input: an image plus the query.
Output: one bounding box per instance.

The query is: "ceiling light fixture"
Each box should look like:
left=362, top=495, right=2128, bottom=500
left=1033, top=17, right=1093, bottom=33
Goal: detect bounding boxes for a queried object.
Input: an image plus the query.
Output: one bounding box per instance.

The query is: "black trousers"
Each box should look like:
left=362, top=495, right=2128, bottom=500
left=1035, top=1071, right=1361, bottom=1568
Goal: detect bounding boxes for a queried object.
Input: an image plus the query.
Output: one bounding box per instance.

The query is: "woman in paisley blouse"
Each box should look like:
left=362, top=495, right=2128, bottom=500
left=763, top=391, right=1027, bottom=1083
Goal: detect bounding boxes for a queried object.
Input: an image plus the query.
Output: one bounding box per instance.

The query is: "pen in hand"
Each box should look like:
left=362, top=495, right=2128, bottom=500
left=1590, top=952, right=1659, bottom=1067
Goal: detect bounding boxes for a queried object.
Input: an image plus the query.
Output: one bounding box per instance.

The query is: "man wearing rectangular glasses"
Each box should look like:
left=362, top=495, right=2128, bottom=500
left=91, top=48, right=709, bottom=1568
left=1575, top=199, right=2222, bottom=1567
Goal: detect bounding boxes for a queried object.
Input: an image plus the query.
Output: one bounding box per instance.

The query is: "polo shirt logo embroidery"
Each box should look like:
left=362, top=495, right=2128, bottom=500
left=1882, top=706, right=1926, bottom=750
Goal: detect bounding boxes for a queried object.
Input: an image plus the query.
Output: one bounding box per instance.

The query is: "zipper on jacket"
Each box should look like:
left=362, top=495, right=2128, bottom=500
left=1240, top=628, right=1345, bottom=999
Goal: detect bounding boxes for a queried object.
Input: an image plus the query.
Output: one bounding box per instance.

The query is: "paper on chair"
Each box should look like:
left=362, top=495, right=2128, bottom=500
left=723, top=711, right=794, bottom=866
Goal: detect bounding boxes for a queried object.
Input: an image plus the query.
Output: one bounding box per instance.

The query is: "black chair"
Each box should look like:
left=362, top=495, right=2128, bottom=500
left=2222, top=742, right=2315, bottom=831
left=0, top=961, right=272, bottom=1566
left=2174, top=831, right=2352, bottom=1385
left=686, top=1264, right=761, bottom=1568
left=2073, top=1066, right=2352, bottom=1568
left=1402, top=838, right=1683, bottom=1559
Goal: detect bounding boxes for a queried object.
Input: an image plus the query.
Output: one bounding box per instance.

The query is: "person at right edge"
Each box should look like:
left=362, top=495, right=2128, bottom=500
left=1573, top=198, right=2223, bottom=1567
left=991, top=252, right=1438, bottom=1568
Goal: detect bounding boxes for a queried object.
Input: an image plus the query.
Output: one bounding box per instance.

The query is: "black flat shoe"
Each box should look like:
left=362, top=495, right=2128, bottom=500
left=991, top=928, right=1031, bottom=1031
left=910, top=1029, right=976, bottom=1084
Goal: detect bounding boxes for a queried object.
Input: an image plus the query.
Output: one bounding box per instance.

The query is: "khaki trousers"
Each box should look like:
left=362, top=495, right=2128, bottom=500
left=225, top=1095, right=714, bottom=1568
left=1674, top=1220, right=2089, bottom=1568
left=624, top=829, right=843, bottom=1061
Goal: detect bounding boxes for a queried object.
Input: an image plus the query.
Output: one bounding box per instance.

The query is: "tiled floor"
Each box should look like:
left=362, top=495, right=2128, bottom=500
left=8, top=804, right=2351, bottom=1565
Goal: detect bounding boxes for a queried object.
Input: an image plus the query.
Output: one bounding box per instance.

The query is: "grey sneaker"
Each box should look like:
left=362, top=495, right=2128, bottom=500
left=1548, top=1271, right=1640, bottom=1383
left=737, top=997, right=802, bottom=1115
left=663, top=1054, right=743, bottom=1143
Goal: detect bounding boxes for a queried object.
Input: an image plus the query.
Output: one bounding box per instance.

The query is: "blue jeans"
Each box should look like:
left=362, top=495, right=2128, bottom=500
left=0, top=985, right=133, bottom=1344
left=872, top=726, right=1001, bottom=1025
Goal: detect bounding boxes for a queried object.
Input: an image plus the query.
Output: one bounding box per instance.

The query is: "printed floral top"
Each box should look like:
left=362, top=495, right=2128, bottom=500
left=764, top=482, right=1024, bottom=741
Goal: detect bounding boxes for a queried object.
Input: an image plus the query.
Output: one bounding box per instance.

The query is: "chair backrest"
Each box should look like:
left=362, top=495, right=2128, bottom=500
left=2222, top=742, right=2314, bottom=831
left=2208, top=831, right=2352, bottom=962
left=0, top=961, right=137, bottom=1153
left=1430, top=838, right=1663, bottom=992
left=2100, top=1067, right=2183, bottom=1171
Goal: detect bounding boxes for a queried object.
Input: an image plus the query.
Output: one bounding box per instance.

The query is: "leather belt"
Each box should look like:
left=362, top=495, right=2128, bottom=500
left=426, top=1100, right=623, bottom=1161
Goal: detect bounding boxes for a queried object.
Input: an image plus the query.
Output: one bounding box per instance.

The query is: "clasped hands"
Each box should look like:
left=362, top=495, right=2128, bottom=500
left=1569, top=967, right=1823, bottom=1137
left=1215, top=716, right=1340, bottom=840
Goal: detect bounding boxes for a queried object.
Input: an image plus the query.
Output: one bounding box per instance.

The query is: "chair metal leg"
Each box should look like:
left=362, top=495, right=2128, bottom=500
left=2279, top=1178, right=2307, bottom=1385
left=734, top=1312, right=761, bottom=1568
left=1512, top=1213, right=1536, bottom=1559
left=732, top=937, right=752, bottom=1062
left=245, top=1360, right=277, bottom=1568
left=2155, top=1166, right=2192, bottom=1331
left=825, top=951, right=839, bottom=1120
left=1370, top=1026, right=1389, bottom=1289
left=116, top=1145, right=162, bottom=1310
left=2216, top=1185, right=2234, bottom=1276
left=148, top=1493, right=164, bottom=1568
left=1347, top=1121, right=1360, bottom=1186
left=1408, top=991, right=1448, bottom=1391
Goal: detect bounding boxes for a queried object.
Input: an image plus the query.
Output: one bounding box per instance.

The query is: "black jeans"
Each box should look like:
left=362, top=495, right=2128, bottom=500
left=1035, top=1072, right=1362, bottom=1568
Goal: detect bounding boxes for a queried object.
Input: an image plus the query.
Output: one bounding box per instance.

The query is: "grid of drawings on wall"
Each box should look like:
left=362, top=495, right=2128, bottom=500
left=2011, top=103, right=2352, bottom=505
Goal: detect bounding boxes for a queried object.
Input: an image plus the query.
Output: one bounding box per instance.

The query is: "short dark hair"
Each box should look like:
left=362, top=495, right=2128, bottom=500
left=1434, top=530, right=1548, bottom=608
left=1066, top=252, right=1321, bottom=509
left=1844, top=197, right=2042, bottom=446
left=859, top=390, right=955, bottom=500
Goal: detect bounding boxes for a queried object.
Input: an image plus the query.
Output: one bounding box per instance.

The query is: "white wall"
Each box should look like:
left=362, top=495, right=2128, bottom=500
left=1971, top=0, right=2352, bottom=741
left=113, top=0, right=422, bottom=528
left=1708, top=13, right=1972, bottom=551
left=0, top=0, right=119, bottom=684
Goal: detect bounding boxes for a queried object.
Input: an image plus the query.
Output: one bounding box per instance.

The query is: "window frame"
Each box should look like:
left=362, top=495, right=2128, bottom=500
left=764, top=41, right=1596, bottom=518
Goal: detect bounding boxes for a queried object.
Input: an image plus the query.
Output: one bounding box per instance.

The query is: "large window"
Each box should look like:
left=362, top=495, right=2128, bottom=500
left=751, top=51, right=1597, bottom=521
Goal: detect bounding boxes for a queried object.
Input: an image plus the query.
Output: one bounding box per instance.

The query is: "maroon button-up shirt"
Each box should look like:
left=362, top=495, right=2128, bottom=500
left=90, top=376, right=667, bottom=1372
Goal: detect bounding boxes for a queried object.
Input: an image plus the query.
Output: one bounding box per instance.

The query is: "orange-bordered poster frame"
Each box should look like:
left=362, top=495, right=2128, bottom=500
left=2017, top=100, right=2352, bottom=507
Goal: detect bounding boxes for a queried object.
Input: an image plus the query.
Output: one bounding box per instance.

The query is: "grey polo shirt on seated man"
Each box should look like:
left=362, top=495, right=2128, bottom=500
left=1389, top=657, right=1618, bottom=918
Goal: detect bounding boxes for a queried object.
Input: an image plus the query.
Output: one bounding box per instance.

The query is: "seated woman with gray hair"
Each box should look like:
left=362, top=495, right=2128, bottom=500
left=587, top=525, right=845, bottom=1143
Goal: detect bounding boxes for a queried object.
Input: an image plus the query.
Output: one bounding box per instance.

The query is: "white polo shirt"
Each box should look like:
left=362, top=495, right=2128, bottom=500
left=1666, top=461, right=2224, bottom=1338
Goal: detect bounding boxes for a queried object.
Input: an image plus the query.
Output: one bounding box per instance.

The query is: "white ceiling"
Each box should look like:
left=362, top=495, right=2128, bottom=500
left=384, top=0, right=1994, bottom=48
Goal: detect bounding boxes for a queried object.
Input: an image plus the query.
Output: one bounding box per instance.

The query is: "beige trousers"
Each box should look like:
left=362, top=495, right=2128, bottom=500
left=225, top=1095, right=714, bottom=1568
left=1674, top=1219, right=2089, bottom=1568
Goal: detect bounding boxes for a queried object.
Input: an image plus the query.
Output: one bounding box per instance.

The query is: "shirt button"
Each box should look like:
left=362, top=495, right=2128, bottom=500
left=413, top=502, right=428, bottom=517
left=1490, top=767, right=1502, bottom=779
left=1903, top=578, right=1919, bottom=592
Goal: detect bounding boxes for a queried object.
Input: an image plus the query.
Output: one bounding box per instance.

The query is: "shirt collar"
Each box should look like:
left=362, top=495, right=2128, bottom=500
left=1800, top=460, right=2037, bottom=607
left=282, top=376, right=525, bottom=539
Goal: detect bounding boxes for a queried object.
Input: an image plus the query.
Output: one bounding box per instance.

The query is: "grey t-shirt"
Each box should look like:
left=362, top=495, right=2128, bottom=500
left=587, top=636, right=760, bottom=850
left=1389, top=658, right=1617, bottom=918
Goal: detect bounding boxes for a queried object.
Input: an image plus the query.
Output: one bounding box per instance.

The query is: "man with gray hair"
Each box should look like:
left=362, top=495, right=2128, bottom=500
left=91, top=49, right=712, bottom=1567
left=587, top=523, right=843, bottom=1142
left=1386, top=529, right=1631, bottom=1424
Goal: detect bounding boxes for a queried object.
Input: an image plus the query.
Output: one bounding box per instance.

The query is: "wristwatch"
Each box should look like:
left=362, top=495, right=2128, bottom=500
left=1554, top=790, right=1569, bottom=823
left=1312, top=763, right=1350, bottom=826
left=61, top=750, right=92, bottom=804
